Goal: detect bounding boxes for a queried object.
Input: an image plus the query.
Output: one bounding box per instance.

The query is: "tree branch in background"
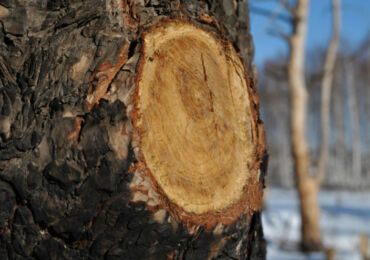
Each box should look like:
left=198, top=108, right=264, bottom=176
left=265, top=60, right=287, bottom=81
left=317, top=0, right=341, bottom=186
left=267, top=28, right=290, bottom=41
left=279, top=0, right=295, bottom=14
left=249, top=5, right=292, bottom=23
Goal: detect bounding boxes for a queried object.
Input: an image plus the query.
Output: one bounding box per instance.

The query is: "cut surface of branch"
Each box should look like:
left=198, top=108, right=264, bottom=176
left=131, top=20, right=265, bottom=227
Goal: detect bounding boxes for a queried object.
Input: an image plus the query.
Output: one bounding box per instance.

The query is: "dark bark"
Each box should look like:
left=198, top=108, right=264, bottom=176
left=0, top=0, right=266, bottom=259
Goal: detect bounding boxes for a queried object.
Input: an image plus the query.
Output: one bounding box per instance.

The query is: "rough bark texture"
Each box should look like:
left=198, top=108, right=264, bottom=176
left=0, top=0, right=266, bottom=259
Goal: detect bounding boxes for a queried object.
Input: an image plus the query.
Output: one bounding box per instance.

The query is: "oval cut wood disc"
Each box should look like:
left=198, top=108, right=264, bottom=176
left=132, top=20, right=264, bottom=226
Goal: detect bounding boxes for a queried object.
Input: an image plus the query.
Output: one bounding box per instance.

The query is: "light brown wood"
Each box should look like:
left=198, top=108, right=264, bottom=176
left=287, top=0, right=322, bottom=250
left=360, top=233, right=369, bottom=260
left=324, top=247, right=336, bottom=260
left=130, top=20, right=265, bottom=228
left=287, top=0, right=341, bottom=250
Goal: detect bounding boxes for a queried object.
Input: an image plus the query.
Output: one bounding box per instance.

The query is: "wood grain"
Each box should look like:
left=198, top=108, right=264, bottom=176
left=132, top=20, right=264, bottom=226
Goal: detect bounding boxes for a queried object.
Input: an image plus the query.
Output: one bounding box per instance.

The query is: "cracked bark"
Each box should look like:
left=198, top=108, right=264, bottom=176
left=0, top=0, right=266, bottom=259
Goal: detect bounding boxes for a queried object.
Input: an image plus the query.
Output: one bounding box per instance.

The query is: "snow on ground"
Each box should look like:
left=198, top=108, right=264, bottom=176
left=262, top=188, right=370, bottom=260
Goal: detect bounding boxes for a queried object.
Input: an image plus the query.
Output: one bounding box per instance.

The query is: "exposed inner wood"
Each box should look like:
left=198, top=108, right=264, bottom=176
left=134, top=21, right=258, bottom=216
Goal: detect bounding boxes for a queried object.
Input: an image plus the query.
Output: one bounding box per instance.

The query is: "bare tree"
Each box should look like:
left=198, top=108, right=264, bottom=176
left=317, top=0, right=341, bottom=185
left=286, top=0, right=340, bottom=251
left=346, top=62, right=362, bottom=181
left=286, top=0, right=322, bottom=251
left=255, top=3, right=369, bottom=192
left=331, top=60, right=347, bottom=186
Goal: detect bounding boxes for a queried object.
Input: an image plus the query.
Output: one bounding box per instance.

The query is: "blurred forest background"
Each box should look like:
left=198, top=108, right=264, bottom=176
left=250, top=0, right=369, bottom=189
left=249, top=0, right=369, bottom=258
left=259, top=43, right=369, bottom=189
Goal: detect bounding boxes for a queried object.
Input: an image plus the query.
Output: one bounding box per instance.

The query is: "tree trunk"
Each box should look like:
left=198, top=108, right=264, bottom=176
left=317, top=0, right=341, bottom=186
left=332, top=62, right=346, bottom=186
left=345, top=62, right=362, bottom=182
left=0, top=1, right=267, bottom=259
left=287, top=0, right=322, bottom=251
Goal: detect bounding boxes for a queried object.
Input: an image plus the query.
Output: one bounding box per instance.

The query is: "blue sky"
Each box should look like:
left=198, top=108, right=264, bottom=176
left=249, top=0, right=370, bottom=67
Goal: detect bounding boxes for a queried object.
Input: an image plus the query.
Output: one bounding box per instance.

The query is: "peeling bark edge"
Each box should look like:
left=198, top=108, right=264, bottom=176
left=129, top=18, right=266, bottom=230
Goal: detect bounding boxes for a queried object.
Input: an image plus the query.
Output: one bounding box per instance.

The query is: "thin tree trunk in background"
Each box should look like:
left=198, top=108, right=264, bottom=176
left=317, top=0, right=341, bottom=185
left=346, top=62, right=362, bottom=182
left=287, top=0, right=322, bottom=251
left=287, top=0, right=341, bottom=249
left=332, top=63, right=346, bottom=186
left=0, top=1, right=267, bottom=259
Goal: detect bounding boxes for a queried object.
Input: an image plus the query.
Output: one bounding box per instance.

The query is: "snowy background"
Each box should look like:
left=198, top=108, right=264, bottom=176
left=249, top=1, right=370, bottom=258
left=263, top=188, right=370, bottom=260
